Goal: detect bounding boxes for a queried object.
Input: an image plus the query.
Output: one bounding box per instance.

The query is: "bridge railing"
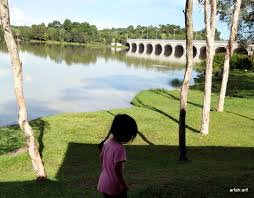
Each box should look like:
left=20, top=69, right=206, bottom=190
left=127, top=38, right=229, bottom=44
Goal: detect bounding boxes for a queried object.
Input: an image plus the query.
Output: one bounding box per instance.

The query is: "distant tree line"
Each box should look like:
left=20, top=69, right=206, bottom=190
left=0, top=19, right=222, bottom=45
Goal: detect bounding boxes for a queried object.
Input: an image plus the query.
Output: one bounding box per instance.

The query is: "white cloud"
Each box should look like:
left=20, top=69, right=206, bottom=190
left=10, top=7, right=25, bottom=25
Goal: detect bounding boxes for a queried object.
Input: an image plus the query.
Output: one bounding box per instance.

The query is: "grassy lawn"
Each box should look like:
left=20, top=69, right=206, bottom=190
left=0, top=71, right=253, bottom=197
left=192, top=70, right=254, bottom=98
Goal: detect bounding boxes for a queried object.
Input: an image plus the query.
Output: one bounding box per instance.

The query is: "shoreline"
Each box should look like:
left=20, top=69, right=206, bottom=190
left=27, top=40, right=128, bottom=49
left=1, top=70, right=252, bottom=128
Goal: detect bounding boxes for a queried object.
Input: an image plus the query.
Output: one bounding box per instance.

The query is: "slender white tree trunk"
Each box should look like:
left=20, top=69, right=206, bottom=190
left=179, top=0, right=193, bottom=161
left=0, top=0, right=47, bottom=179
left=200, top=0, right=217, bottom=135
left=217, top=0, right=242, bottom=112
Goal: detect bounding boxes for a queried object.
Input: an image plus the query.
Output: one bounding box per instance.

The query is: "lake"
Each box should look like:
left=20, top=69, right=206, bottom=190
left=0, top=43, right=199, bottom=126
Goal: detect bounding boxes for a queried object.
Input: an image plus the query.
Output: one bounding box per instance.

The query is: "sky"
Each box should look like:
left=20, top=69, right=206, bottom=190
left=9, top=0, right=230, bottom=39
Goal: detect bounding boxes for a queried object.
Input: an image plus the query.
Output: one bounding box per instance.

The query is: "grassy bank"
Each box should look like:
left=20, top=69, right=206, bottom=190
left=0, top=71, right=253, bottom=197
left=28, top=40, right=113, bottom=48
left=192, top=70, right=254, bottom=98
left=28, top=40, right=128, bottom=49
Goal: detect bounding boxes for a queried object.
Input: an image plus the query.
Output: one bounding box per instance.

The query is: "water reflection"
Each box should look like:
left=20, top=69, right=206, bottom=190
left=0, top=43, right=198, bottom=126
left=0, top=98, right=60, bottom=126
left=0, top=43, right=184, bottom=71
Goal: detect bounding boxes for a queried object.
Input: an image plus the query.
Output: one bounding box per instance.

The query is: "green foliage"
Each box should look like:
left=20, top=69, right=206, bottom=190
left=63, top=19, right=72, bottom=32
left=199, top=53, right=254, bottom=74
left=218, top=0, right=254, bottom=44
left=230, top=53, right=254, bottom=70
left=213, top=53, right=225, bottom=72
left=0, top=19, right=222, bottom=46
left=170, top=78, right=183, bottom=88
left=192, top=70, right=254, bottom=98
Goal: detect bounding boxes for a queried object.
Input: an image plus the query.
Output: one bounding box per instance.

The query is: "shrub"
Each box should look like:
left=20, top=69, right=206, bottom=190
left=198, top=53, right=254, bottom=73
left=170, top=78, right=183, bottom=88
left=213, top=53, right=225, bottom=72
left=230, top=54, right=254, bottom=70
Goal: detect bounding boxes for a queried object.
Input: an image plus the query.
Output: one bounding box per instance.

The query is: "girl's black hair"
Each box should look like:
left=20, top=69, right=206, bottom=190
left=98, top=114, right=138, bottom=150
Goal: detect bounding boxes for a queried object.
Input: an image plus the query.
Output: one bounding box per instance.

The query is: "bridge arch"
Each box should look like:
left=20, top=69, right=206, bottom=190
left=138, top=43, right=145, bottom=54
left=164, top=45, right=172, bottom=57
left=131, top=43, right=137, bottom=53
left=125, top=43, right=130, bottom=52
left=155, top=44, right=162, bottom=56
left=146, top=44, right=153, bottom=55
left=234, top=48, right=248, bottom=55
left=215, top=47, right=226, bottom=54
left=193, top=46, right=197, bottom=58
left=199, top=46, right=206, bottom=59
left=174, top=45, right=184, bottom=58
left=125, top=39, right=253, bottom=62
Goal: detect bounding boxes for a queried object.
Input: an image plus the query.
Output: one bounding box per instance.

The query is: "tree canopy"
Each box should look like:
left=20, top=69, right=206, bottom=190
left=0, top=19, right=221, bottom=45
left=218, top=0, right=254, bottom=44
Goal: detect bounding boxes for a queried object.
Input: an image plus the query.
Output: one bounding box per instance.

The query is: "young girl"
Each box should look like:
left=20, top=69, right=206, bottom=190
left=97, top=114, right=138, bottom=198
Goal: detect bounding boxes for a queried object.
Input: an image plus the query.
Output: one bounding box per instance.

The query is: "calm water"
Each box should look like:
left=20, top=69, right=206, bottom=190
left=0, top=43, right=199, bottom=126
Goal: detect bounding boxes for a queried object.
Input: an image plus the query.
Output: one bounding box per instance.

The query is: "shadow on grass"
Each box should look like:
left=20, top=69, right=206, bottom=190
left=191, top=72, right=254, bottom=99
left=30, top=119, right=50, bottom=158
left=0, top=143, right=253, bottom=197
left=132, top=97, right=199, bottom=133
left=151, top=89, right=254, bottom=122
left=0, top=119, right=49, bottom=157
left=151, top=89, right=204, bottom=109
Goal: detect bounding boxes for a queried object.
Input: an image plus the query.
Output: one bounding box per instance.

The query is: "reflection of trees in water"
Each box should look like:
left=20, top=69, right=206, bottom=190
left=0, top=43, right=184, bottom=71
left=19, top=43, right=98, bottom=66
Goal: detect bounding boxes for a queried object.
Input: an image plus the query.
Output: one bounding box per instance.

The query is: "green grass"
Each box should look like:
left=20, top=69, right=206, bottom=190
left=0, top=71, right=253, bottom=197
left=28, top=40, right=110, bottom=48
left=192, top=70, right=254, bottom=98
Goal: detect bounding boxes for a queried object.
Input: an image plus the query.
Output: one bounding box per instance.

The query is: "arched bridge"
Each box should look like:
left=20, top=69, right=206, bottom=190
left=125, top=39, right=254, bottom=63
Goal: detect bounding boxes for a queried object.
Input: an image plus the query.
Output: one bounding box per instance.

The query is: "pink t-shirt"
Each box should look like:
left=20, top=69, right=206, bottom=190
left=97, top=138, right=127, bottom=195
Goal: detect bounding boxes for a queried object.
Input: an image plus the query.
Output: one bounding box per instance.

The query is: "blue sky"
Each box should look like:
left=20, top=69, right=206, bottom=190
left=9, top=0, right=229, bottom=39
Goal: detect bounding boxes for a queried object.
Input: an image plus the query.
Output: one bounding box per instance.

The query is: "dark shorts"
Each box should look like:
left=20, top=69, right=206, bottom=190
left=103, top=190, right=127, bottom=198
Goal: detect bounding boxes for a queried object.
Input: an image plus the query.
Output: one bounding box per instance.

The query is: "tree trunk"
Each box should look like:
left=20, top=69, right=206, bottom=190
left=217, top=0, right=242, bottom=112
left=0, top=0, right=47, bottom=179
left=179, top=0, right=193, bottom=161
left=200, top=0, right=217, bottom=135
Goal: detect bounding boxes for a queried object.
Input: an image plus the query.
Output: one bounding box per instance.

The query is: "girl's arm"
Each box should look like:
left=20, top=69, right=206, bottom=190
left=115, top=161, right=128, bottom=190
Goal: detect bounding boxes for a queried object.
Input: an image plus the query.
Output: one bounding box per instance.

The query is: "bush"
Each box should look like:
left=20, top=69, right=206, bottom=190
left=230, top=54, right=254, bottom=70
left=213, top=53, right=225, bottom=72
left=170, top=78, right=183, bottom=88
left=198, top=53, right=254, bottom=73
